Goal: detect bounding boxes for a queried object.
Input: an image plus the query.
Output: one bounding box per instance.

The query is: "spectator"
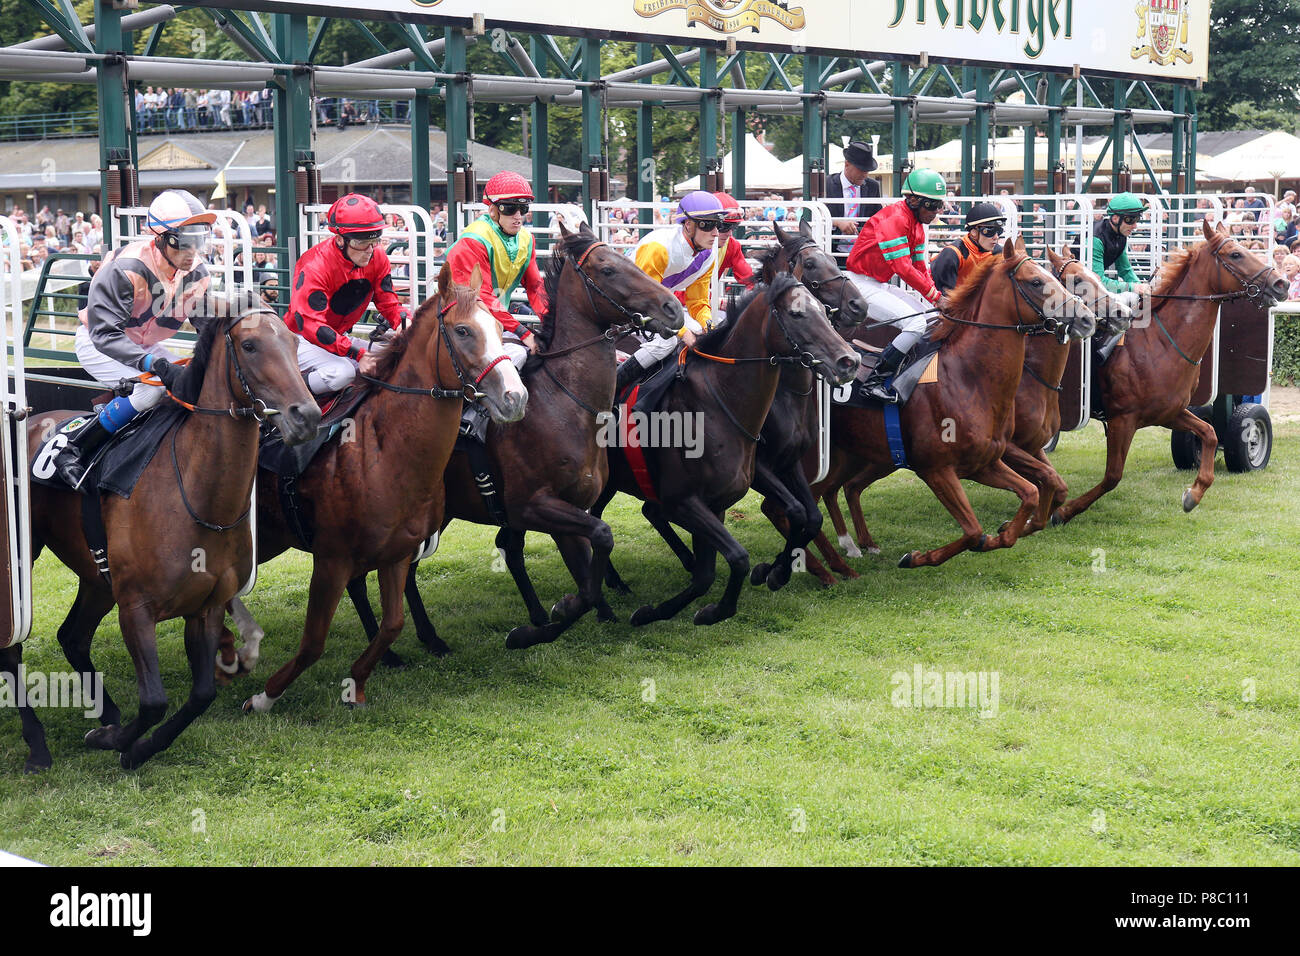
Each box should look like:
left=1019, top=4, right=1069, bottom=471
left=1283, top=254, right=1300, bottom=299
left=184, top=88, right=198, bottom=128
left=54, top=209, right=70, bottom=245
left=252, top=204, right=274, bottom=239
left=1243, top=185, right=1267, bottom=221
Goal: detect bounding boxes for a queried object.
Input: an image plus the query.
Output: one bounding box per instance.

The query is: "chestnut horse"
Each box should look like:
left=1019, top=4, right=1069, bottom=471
left=807, top=236, right=1095, bottom=571
left=237, top=267, right=526, bottom=713
left=1052, top=218, right=1287, bottom=525
left=1000, top=247, right=1134, bottom=533
left=345, top=222, right=685, bottom=652
left=7, top=295, right=318, bottom=770
left=594, top=273, right=859, bottom=626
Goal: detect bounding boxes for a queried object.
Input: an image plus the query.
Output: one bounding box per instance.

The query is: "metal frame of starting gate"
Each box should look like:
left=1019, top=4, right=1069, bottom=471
left=1, top=215, right=33, bottom=648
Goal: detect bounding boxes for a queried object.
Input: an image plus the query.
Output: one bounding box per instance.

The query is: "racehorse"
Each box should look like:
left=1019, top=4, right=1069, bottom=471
left=745, top=222, right=869, bottom=591
left=807, top=236, right=1095, bottom=571
left=1001, top=246, right=1133, bottom=533
left=344, top=222, right=685, bottom=652
left=1051, top=218, right=1287, bottom=525
left=594, top=272, right=858, bottom=626
left=6, top=294, right=318, bottom=771
left=236, top=265, right=526, bottom=714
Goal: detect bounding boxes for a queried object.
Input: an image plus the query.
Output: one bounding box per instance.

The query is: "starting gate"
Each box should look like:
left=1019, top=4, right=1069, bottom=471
left=1, top=215, right=32, bottom=649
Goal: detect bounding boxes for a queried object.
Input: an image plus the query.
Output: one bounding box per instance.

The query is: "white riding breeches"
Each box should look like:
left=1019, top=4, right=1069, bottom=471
left=297, top=335, right=358, bottom=395
left=846, top=274, right=932, bottom=335
left=629, top=313, right=706, bottom=369
left=503, top=330, right=529, bottom=370
left=74, top=325, right=178, bottom=413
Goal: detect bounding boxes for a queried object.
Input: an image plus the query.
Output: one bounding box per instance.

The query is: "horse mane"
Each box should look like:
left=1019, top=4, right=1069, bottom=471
left=536, top=223, right=603, bottom=350
left=928, top=255, right=1000, bottom=343
left=1150, top=245, right=1193, bottom=297
left=700, top=272, right=801, bottom=353
left=174, top=292, right=274, bottom=403
left=368, top=282, right=472, bottom=382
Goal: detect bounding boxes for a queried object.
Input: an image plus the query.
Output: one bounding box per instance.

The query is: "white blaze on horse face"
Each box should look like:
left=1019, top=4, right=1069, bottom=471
left=474, top=302, right=527, bottom=419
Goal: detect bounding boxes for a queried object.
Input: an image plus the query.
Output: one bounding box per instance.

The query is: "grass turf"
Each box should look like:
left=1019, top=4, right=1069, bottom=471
left=2, top=421, right=1297, bottom=865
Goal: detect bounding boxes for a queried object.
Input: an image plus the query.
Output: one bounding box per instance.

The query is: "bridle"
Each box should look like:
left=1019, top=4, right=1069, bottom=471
left=782, top=238, right=855, bottom=328
left=359, top=296, right=503, bottom=401
left=937, top=254, right=1083, bottom=341
left=534, top=240, right=655, bottom=362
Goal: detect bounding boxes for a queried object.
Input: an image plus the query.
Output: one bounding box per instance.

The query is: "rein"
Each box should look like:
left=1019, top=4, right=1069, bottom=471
left=1020, top=358, right=1064, bottom=392
left=357, top=298, right=491, bottom=400
left=536, top=241, right=652, bottom=358
left=782, top=238, right=854, bottom=325
left=937, top=255, right=1077, bottom=336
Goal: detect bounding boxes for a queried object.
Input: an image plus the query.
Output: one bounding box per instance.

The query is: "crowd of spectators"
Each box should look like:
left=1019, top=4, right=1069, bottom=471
left=132, top=88, right=399, bottom=134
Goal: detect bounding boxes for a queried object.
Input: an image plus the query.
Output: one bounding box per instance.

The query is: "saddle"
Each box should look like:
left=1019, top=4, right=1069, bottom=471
left=611, top=356, right=680, bottom=504
left=833, top=338, right=942, bottom=410
left=31, top=405, right=182, bottom=498
left=257, top=383, right=366, bottom=478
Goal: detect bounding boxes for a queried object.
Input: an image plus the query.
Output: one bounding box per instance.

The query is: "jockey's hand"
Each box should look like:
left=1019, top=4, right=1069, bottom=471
left=527, top=335, right=539, bottom=354
left=935, top=294, right=952, bottom=314
left=151, top=358, right=183, bottom=391
left=680, top=328, right=698, bottom=349
left=357, top=350, right=381, bottom=378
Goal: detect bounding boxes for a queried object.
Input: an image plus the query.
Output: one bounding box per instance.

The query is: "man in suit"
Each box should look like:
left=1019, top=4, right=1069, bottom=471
left=826, top=140, right=882, bottom=257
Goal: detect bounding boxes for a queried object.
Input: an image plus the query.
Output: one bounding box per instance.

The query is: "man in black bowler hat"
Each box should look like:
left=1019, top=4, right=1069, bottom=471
left=826, top=139, right=882, bottom=256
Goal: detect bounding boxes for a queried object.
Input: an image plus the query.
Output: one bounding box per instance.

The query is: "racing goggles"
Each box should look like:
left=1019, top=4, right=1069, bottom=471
left=162, top=225, right=212, bottom=251
left=1118, top=214, right=1142, bottom=225
left=495, top=201, right=531, bottom=217
left=977, top=224, right=1005, bottom=238
left=914, top=197, right=946, bottom=212
left=690, top=217, right=732, bottom=233
left=346, top=231, right=384, bottom=249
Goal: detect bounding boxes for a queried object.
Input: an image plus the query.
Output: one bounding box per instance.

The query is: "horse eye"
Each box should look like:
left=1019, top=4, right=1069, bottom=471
left=803, top=259, right=816, bottom=269
left=1232, top=251, right=1242, bottom=258
left=602, top=266, right=615, bottom=277
left=1032, top=279, right=1043, bottom=287
left=455, top=325, right=470, bottom=337
left=241, top=340, right=256, bottom=353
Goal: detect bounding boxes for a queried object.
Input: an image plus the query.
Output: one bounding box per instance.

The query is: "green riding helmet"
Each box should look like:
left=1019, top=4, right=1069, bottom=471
left=1106, top=192, right=1149, bottom=216
left=902, top=168, right=948, bottom=200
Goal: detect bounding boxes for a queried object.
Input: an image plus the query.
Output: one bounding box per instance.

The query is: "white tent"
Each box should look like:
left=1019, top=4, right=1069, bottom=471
left=674, top=133, right=799, bottom=194
left=1198, top=130, right=1300, bottom=193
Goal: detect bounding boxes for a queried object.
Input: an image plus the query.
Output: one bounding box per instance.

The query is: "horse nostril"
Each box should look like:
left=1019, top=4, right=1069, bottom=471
left=836, top=356, right=857, bottom=375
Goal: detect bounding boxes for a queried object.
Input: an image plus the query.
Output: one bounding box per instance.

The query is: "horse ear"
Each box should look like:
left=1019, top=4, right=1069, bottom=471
left=1004, top=236, right=1018, bottom=259
left=437, top=261, right=451, bottom=300
left=799, top=217, right=813, bottom=239
left=1047, top=246, right=1062, bottom=269
left=469, top=263, right=484, bottom=294
left=773, top=221, right=789, bottom=245
left=1014, top=234, right=1027, bottom=254
left=1202, top=216, right=1219, bottom=240
left=557, top=218, right=572, bottom=239
left=1059, top=243, right=1074, bottom=261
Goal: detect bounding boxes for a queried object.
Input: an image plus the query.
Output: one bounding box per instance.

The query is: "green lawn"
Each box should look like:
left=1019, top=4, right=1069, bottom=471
left=2, top=421, right=1298, bottom=865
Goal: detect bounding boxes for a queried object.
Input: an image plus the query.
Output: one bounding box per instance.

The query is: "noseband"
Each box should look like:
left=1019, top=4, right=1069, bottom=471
left=784, top=238, right=854, bottom=326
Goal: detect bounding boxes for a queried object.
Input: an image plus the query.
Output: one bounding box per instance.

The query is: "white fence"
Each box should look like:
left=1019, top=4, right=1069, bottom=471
left=0, top=215, right=32, bottom=648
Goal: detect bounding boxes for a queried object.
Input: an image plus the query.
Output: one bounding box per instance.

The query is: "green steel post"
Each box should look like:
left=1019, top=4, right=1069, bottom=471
left=94, top=0, right=127, bottom=243
left=802, top=54, right=823, bottom=200
left=411, top=91, right=431, bottom=211
left=531, top=37, right=551, bottom=231
left=1171, top=85, right=1186, bottom=195
left=1187, top=87, right=1198, bottom=191
left=272, top=13, right=311, bottom=258
left=731, top=107, right=746, bottom=200
left=699, top=47, right=718, bottom=186
left=974, top=68, right=991, bottom=191
left=444, top=27, right=469, bottom=240
left=636, top=42, right=654, bottom=226
left=891, top=63, right=910, bottom=196
left=1046, top=73, right=1063, bottom=247
left=960, top=67, right=974, bottom=196
left=1023, top=122, right=1036, bottom=196
left=580, top=37, right=602, bottom=220
left=1113, top=79, right=1126, bottom=187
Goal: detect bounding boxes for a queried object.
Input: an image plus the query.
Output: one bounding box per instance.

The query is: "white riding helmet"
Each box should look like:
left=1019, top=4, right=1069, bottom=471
left=146, top=189, right=217, bottom=250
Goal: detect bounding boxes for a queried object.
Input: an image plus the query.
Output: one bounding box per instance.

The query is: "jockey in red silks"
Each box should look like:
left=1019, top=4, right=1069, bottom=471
left=53, top=189, right=214, bottom=488
left=286, top=192, right=410, bottom=396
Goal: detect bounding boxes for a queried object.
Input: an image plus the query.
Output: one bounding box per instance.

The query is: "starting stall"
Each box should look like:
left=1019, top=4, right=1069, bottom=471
left=1, top=215, right=32, bottom=650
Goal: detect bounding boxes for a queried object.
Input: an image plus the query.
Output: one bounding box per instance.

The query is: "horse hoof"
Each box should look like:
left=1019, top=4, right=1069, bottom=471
left=506, top=625, right=541, bottom=649
left=629, top=605, right=657, bottom=627
left=343, top=697, right=368, bottom=710
left=530, top=609, right=551, bottom=627
left=596, top=605, right=618, bottom=624
left=998, top=520, right=1012, bottom=534
left=1050, top=510, right=1066, bottom=527
left=119, top=745, right=148, bottom=771
left=766, top=565, right=792, bottom=591
left=24, top=757, right=51, bottom=775
left=420, top=636, right=452, bottom=658
left=694, top=603, right=731, bottom=626
left=750, top=563, right=772, bottom=586
left=898, top=551, right=915, bottom=569
left=550, top=594, right=584, bottom=623
left=838, top=535, right=863, bottom=559
left=1182, top=489, right=1198, bottom=513
left=85, top=726, right=118, bottom=750
left=866, top=546, right=881, bottom=556
left=380, top=650, right=405, bottom=669
left=976, top=533, right=991, bottom=552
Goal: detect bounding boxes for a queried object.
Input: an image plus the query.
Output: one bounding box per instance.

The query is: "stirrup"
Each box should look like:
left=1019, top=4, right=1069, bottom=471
left=861, top=379, right=900, bottom=404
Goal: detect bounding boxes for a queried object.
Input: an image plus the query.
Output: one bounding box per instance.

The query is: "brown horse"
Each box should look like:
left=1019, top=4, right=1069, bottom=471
left=237, top=266, right=526, bottom=714
left=1052, top=218, right=1287, bottom=525
left=345, top=222, right=685, bottom=652
left=594, top=273, right=859, bottom=626
left=807, top=236, right=1095, bottom=571
left=1001, top=247, right=1134, bottom=533
left=8, top=295, right=318, bottom=770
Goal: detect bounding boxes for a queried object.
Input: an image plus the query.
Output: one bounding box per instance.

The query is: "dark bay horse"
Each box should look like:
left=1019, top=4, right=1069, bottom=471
left=1001, top=247, right=1133, bottom=533
left=746, top=222, right=869, bottom=591
left=1052, top=218, right=1287, bottom=525
left=595, top=273, right=858, bottom=626
left=7, top=295, right=318, bottom=770
left=236, top=266, right=526, bottom=714
left=807, top=236, right=1095, bottom=571
left=345, top=223, right=685, bottom=652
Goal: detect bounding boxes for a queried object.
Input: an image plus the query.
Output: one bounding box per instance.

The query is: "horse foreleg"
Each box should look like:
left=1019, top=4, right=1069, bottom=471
left=123, top=608, right=223, bottom=769
left=495, top=527, right=547, bottom=627
left=751, top=461, right=803, bottom=588
left=346, top=559, right=409, bottom=707
left=1054, top=414, right=1138, bottom=525
left=629, top=499, right=726, bottom=626
left=1169, top=406, right=1219, bottom=512
left=966, top=457, right=1040, bottom=552
left=899, top=467, right=987, bottom=568
left=228, top=595, right=266, bottom=673
left=342, top=572, right=404, bottom=669
left=1000, top=444, right=1065, bottom=535
left=55, top=580, right=121, bottom=728
left=244, top=559, right=350, bottom=713
left=643, top=501, right=694, bottom=573
left=2, top=644, right=50, bottom=773
left=86, top=603, right=167, bottom=757
left=404, top=560, right=451, bottom=657
left=843, top=463, right=894, bottom=556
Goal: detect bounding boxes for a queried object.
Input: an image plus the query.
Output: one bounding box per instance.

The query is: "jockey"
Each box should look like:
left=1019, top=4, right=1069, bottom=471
left=287, top=192, right=409, bottom=396
left=931, top=201, right=1006, bottom=295
left=616, top=189, right=723, bottom=394
left=53, top=189, right=214, bottom=487
left=712, top=191, right=755, bottom=288
left=847, top=167, right=948, bottom=404
left=446, top=170, right=548, bottom=370
left=1092, top=192, right=1152, bottom=296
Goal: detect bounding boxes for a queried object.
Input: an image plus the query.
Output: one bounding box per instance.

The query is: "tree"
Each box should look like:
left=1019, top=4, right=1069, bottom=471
left=1199, top=0, right=1300, bottom=130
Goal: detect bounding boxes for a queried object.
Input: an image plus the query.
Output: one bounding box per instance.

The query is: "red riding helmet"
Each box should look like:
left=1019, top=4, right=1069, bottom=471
left=714, top=191, right=744, bottom=222
left=483, top=171, right=534, bottom=205
left=326, top=193, right=386, bottom=240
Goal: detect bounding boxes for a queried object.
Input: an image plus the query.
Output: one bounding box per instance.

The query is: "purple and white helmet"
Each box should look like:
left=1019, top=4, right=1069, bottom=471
left=675, top=190, right=726, bottom=224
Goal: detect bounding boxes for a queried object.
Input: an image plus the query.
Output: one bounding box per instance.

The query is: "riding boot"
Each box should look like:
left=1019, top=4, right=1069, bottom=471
left=615, top=358, right=644, bottom=399
left=459, top=402, right=490, bottom=443
left=859, top=344, right=908, bottom=404
left=1094, top=330, right=1124, bottom=365
left=51, top=414, right=113, bottom=490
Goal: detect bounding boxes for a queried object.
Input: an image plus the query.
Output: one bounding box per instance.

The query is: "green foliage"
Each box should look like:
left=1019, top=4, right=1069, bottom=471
left=1274, top=312, right=1300, bottom=385
left=1200, top=0, right=1300, bottom=130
